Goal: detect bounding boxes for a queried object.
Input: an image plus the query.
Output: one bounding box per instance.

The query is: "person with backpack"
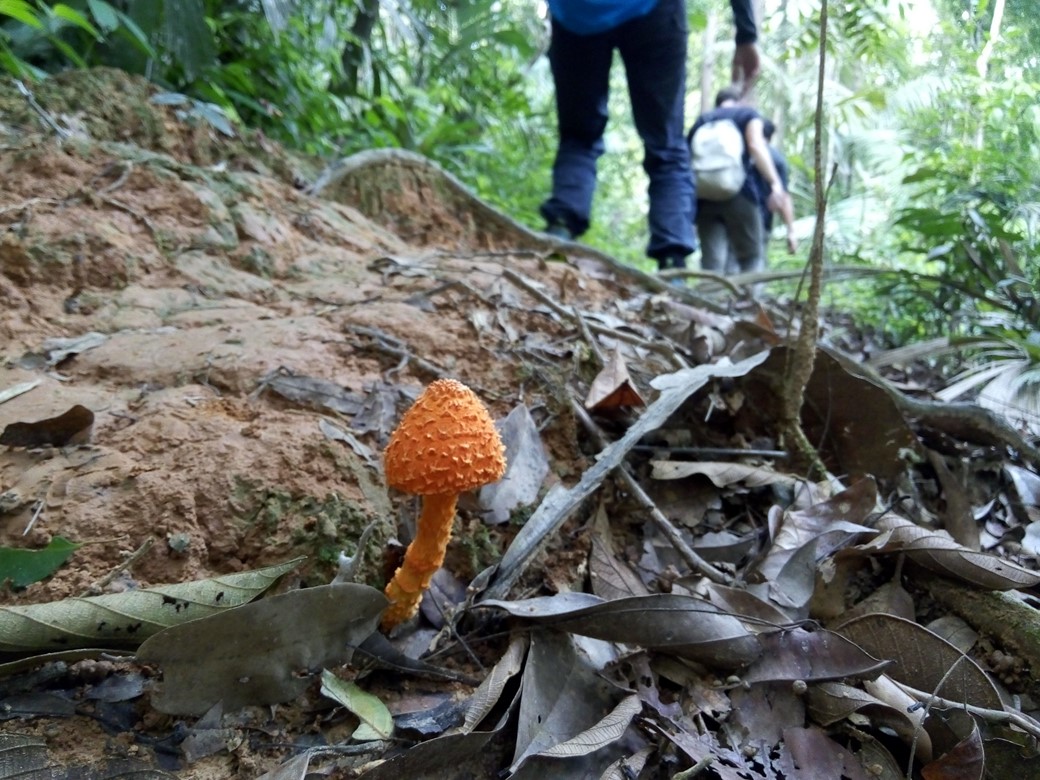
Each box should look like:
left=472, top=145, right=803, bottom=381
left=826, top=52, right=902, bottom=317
left=721, top=118, right=798, bottom=271
left=689, top=87, right=788, bottom=275
left=540, top=0, right=760, bottom=273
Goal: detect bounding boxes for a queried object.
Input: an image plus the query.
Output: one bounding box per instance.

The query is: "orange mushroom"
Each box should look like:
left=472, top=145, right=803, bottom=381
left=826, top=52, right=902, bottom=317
left=380, top=379, right=506, bottom=631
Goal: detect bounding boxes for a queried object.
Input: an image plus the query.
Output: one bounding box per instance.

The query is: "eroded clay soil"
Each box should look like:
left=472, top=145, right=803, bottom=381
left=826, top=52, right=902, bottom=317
left=0, top=69, right=664, bottom=777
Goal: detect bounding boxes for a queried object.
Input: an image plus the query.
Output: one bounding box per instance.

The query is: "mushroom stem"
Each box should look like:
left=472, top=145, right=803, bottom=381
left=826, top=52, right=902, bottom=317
left=381, top=492, right=458, bottom=630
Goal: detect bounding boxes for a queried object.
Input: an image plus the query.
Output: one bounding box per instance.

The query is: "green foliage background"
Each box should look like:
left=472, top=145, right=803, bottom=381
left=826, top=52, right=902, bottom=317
left=1, top=0, right=1038, bottom=359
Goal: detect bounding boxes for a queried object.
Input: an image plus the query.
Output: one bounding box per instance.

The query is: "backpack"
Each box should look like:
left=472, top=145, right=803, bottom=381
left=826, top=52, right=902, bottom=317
left=690, top=117, right=746, bottom=201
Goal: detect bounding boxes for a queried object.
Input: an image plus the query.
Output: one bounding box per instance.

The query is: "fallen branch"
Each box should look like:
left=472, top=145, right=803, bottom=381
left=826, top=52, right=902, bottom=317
left=569, top=397, right=728, bottom=584
left=482, top=351, right=769, bottom=601
left=893, top=679, right=1040, bottom=741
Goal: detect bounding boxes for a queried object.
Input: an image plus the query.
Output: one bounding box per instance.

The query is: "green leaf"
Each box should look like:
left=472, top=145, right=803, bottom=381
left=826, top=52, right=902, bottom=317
left=0, top=0, right=42, bottom=28
left=44, top=33, right=89, bottom=67
left=113, top=8, right=156, bottom=57
left=86, top=0, right=118, bottom=32
left=0, top=536, right=81, bottom=588
left=50, top=3, right=103, bottom=39
left=193, top=100, right=235, bottom=137
left=320, top=669, right=394, bottom=740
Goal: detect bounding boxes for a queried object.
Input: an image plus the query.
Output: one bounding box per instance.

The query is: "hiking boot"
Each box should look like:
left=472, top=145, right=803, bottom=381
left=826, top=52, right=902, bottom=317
left=545, top=222, right=573, bottom=240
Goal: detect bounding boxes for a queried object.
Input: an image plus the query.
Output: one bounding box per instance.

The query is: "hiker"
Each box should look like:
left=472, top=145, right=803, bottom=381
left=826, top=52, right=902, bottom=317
left=689, top=87, right=787, bottom=275
left=722, top=118, right=798, bottom=272
left=539, top=0, right=760, bottom=273
left=752, top=119, right=797, bottom=260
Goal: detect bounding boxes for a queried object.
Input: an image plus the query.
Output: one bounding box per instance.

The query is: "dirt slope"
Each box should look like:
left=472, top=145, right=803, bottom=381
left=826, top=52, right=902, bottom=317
left=0, top=69, right=666, bottom=776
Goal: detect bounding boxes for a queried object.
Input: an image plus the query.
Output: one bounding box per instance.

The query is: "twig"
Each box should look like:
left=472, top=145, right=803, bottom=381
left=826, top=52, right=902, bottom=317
left=96, top=194, right=159, bottom=239
left=569, top=396, right=729, bottom=584
left=78, top=538, right=154, bottom=597
left=661, top=267, right=742, bottom=296
left=673, top=756, right=715, bottom=778
left=0, top=379, right=42, bottom=405
left=345, top=324, right=505, bottom=401
left=892, top=679, right=1040, bottom=741
left=502, top=268, right=687, bottom=369
left=0, top=198, right=61, bottom=219
left=23, top=500, right=45, bottom=536
left=91, top=162, right=133, bottom=195
left=346, top=324, right=450, bottom=381
left=15, top=80, right=70, bottom=139
left=483, top=351, right=769, bottom=601
left=631, top=445, right=787, bottom=459
left=572, top=307, right=606, bottom=366
left=777, top=0, right=829, bottom=479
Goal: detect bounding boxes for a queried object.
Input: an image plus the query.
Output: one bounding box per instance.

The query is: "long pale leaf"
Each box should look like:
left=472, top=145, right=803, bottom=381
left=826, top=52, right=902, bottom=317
left=0, top=558, right=303, bottom=653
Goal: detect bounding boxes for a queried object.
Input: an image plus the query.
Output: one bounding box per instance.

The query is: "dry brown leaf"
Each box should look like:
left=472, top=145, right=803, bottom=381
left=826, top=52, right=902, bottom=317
left=584, top=346, right=645, bottom=411
left=808, top=680, right=925, bottom=753
left=857, top=515, right=1040, bottom=590
left=834, top=613, right=1003, bottom=711
left=921, top=710, right=984, bottom=780
left=480, top=593, right=762, bottom=669
left=138, top=583, right=386, bottom=715
left=589, top=504, right=649, bottom=600
left=740, top=346, right=921, bottom=482
left=742, top=627, right=889, bottom=684
left=650, top=460, right=799, bottom=489
left=779, top=726, right=872, bottom=780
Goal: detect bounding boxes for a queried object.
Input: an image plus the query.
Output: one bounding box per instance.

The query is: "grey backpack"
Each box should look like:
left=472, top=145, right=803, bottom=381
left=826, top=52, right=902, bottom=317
left=690, top=118, right=746, bottom=200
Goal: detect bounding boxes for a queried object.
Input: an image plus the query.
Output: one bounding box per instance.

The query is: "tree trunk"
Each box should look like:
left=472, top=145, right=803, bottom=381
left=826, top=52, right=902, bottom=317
left=698, top=7, right=718, bottom=114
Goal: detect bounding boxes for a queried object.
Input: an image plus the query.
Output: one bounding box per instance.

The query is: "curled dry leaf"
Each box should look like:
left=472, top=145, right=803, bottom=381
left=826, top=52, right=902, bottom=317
left=462, top=633, right=527, bottom=734
left=921, top=709, right=984, bottom=780
left=480, top=403, right=551, bottom=525
left=651, top=460, right=799, bottom=490
left=808, top=680, right=925, bottom=752
left=584, top=347, right=645, bottom=412
left=858, top=514, right=1040, bottom=590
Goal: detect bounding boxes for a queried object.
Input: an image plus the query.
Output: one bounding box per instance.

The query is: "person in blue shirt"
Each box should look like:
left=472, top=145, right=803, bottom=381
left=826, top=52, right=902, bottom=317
left=540, top=0, right=761, bottom=273
left=689, top=87, right=787, bottom=275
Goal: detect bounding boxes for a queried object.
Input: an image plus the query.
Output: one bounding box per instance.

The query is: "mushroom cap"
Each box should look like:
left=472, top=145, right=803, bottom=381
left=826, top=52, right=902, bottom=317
left=384, top=379, right=506, bottom=496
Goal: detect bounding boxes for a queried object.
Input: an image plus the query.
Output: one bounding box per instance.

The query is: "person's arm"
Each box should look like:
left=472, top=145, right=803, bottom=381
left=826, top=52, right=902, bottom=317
left=778, top=191, right=797, bottom=253
left=745, top=118, right=785, bottom=215
left=730, top=0, right=760, bottom=92
left=771, top=148, right=798, bottom=253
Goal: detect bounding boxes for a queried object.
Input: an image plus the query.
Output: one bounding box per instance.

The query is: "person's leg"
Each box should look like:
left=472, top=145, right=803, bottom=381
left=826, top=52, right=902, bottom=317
left=724, top=196, right=765, bottom=273
left=539, top=21, right=614, bottom=238
left=696, top=201, right=729, bottom=273
left=616, top=0, right=694, bottom=267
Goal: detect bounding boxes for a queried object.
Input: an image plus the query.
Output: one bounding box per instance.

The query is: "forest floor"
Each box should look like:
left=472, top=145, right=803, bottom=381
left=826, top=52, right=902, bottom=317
left=1, top=69, right=1038, bottom=780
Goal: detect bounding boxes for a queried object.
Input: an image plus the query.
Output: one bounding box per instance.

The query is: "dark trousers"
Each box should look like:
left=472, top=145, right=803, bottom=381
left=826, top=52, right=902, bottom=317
left=696, top=195, right=764, bottom=274
left=539, top=0, right=694, bottom=262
